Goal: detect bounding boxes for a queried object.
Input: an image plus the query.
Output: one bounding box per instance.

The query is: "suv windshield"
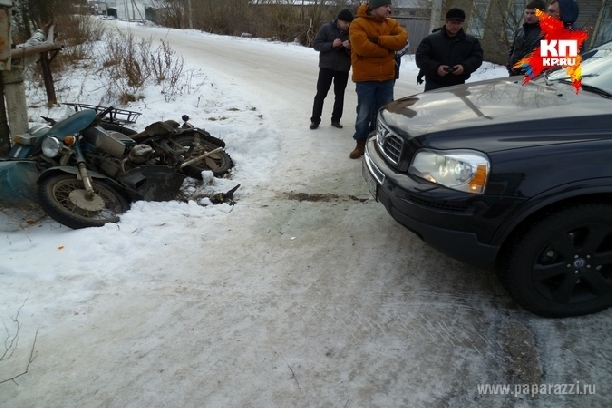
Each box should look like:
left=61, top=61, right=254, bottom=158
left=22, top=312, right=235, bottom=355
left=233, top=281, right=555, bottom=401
left=547, top=40, right=612, bottom=95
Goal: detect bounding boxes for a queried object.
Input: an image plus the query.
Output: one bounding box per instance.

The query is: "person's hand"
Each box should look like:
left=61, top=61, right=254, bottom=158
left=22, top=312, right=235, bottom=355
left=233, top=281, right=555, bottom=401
left=437, top=65, right=450, bottom=76
left=452, top=65, right=464, bottom=75
left=333, top=38, right=342, bottom=48
left=342, top=40, right=351, bottom=49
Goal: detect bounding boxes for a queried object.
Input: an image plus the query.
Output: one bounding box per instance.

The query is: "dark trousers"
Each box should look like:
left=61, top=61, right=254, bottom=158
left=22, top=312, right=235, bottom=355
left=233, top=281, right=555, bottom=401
left=310, top=68, right=349, bottom=124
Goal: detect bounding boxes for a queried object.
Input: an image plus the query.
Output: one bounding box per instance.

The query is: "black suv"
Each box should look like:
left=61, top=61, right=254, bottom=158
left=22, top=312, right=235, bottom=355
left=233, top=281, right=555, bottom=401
left=363, top=41, right=612, bottom=318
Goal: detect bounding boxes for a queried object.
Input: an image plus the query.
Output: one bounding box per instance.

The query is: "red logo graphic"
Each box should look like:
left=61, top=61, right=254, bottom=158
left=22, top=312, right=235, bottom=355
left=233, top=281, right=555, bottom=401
left=514, top=10, right=588, bottom=93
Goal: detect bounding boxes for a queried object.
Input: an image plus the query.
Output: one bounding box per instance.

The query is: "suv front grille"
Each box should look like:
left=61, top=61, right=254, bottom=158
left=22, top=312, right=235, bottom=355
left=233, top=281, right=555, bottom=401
left=383, top=135, right=403, bottom=164
left=377, top=121, right=403, bottom=165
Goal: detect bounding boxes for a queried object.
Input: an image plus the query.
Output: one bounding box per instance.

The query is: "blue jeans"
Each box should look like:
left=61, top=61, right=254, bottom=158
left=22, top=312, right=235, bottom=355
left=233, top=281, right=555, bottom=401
left=353, top=80, right=394, bottom=141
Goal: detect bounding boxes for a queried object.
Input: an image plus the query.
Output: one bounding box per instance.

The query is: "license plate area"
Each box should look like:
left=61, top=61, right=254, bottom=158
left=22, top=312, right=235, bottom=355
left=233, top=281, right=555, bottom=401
left=362, top=153, right=385, bottom=201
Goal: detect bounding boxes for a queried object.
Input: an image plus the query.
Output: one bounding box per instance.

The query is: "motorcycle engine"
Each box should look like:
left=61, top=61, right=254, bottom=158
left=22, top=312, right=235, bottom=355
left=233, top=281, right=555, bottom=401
left=128, top=144, right=155, bottom=164
left=85, top=126, right=134, bottom=158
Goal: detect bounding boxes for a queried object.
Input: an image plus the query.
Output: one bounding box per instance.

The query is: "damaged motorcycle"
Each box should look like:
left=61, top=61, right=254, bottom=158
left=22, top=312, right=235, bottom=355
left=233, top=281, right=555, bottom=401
left=63, top=103, right=233, bottom=179
left=0, top=122, right=56, bottom=207
left=1, top=106, right=228, bottom=229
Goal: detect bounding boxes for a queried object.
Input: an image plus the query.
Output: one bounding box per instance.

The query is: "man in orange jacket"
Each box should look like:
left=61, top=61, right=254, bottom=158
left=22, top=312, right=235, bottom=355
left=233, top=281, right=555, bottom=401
left=348, top=1, right=408, bottom=159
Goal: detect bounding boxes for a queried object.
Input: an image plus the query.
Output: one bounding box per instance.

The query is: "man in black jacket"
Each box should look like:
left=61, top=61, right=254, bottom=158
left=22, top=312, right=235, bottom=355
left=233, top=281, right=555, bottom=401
left=309, top=8, right=354, bottom=129
left=507, top=0, right=546, bottom=76
left=415, top=8, right=483, bottom=92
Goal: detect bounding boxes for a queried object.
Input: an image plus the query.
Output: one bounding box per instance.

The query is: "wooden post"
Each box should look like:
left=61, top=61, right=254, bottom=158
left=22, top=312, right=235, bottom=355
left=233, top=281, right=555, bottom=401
left=40, top=51, right=57, bottom=107
left=0, top=73, right=9, bottom=155
left=0, top=27, right=60, bottom=144
left=0, top=68, right=28, bottom=137
left=0, top=4, right=12, bottom=155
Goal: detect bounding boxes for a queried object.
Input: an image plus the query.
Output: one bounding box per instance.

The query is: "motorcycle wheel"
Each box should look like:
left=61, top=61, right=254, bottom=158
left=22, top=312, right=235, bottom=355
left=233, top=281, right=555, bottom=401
left=38, top=173, right=130, bottom=229
left=174, top=134, right=233, bottom=179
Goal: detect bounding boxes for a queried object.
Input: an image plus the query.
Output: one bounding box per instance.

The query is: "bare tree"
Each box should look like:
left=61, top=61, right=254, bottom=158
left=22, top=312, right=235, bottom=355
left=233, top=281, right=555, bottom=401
left=464, top=0, right=525, bottom=65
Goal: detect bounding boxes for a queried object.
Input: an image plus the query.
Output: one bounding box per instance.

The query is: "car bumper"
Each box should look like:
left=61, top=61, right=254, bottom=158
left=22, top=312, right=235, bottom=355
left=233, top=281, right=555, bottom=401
left=363, top=138, right=500, bottom=268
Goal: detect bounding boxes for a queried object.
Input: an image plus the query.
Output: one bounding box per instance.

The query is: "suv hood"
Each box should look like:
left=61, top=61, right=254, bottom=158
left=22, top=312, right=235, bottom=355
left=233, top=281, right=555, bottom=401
left=381, top=77, right=607, bottom=140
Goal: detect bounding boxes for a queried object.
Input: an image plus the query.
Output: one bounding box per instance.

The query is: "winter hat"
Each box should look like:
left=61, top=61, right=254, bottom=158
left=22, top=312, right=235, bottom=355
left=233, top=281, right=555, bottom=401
left=369, top=0, right=392, bottom=10
left=557, top=0, right=580, bottom=26
left=445, top=8, right=466, bottom=21
left=525, top=0, right=546, bottom=10
left=337, top=8, right=354, bottom=22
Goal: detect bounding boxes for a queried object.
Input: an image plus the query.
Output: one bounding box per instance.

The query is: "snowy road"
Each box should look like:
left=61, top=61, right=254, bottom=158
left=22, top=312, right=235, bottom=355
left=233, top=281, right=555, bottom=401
left=2, top=21, right=611, bottom=407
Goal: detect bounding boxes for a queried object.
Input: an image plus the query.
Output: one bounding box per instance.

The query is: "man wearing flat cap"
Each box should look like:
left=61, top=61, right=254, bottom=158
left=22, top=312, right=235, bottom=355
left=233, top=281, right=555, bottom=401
left=310, top=8, right=355, bottom=130
left=347, top=1, right=408, bottom=159
left=416, top=8, right=483, bottom=91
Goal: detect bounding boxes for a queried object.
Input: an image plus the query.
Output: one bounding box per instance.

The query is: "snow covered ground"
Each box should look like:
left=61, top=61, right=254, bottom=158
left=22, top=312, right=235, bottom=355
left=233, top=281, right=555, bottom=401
left=1, top=19, right=610, bottom=407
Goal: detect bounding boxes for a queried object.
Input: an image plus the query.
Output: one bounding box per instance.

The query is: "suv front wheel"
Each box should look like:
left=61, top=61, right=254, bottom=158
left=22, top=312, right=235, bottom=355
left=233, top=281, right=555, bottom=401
left=500, top=203, right=612, bottom=317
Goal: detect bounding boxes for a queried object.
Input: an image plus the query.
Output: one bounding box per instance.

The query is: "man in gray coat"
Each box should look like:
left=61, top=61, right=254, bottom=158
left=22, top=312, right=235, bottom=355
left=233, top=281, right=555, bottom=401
left=310, top=8, right=354, bottom=129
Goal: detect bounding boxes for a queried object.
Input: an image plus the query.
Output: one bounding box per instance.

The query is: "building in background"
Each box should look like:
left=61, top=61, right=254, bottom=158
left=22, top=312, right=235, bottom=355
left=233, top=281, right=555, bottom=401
left=392, top=0, right=432, bottom=54
left=104, top=0, right=149, bottom=21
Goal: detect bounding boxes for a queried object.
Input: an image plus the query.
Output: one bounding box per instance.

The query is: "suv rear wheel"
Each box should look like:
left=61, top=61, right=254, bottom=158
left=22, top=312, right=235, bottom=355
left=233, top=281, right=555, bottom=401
left=500, top=204, right=612, bottom=317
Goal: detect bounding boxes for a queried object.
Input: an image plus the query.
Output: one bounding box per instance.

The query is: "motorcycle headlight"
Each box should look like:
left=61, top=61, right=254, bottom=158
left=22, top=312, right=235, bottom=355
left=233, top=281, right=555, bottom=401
left=408, top=149, right=490, bottom=194
left=41, top=136, right=61, bottom=158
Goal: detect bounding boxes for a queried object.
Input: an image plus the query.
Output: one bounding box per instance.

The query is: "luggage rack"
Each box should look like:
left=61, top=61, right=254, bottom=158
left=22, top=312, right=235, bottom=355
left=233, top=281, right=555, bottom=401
left=63, top=103, right=142, bottom=125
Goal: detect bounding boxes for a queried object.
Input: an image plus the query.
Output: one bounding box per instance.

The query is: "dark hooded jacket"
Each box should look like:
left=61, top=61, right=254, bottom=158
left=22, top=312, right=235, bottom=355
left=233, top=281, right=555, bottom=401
left=557, top=0, right=580, bottom=29
left=507, top=22, right=542, bottom=75
left=313, top=19, right=351, bottom=72
left=415, top=26, right=483, bottom=87
left=557, top=0, right=586, bottom=53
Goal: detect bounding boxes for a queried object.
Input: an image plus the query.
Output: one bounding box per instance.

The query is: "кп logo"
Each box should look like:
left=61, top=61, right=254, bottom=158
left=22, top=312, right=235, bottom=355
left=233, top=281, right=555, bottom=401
left=540, top=39, right=579, bottom=67
left=514, top=10, right=588, bottom=93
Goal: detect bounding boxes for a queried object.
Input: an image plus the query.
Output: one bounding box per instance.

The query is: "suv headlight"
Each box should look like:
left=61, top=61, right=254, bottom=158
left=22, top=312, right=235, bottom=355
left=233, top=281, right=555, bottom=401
left=41, top=136, right=61, bottom=157
left=409, top=149, right=490, bottom=194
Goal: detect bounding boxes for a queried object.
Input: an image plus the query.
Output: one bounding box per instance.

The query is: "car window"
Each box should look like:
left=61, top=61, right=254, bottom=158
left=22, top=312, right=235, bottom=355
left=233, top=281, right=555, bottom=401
left=548, top=40, right=612, bottom=95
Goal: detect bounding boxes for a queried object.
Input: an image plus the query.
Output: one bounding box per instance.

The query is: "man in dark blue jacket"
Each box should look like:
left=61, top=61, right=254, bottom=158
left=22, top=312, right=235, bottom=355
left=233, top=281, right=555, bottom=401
left=415, top=8, right=483, bottom=92
left=546, top=0, right=579, bottom=29
left=310, top=9, right=354, bottom=129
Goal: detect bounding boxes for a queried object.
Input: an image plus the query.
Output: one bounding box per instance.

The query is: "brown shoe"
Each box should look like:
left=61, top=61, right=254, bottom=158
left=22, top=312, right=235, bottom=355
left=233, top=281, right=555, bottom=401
left=349, top=140, right=366, bottom=159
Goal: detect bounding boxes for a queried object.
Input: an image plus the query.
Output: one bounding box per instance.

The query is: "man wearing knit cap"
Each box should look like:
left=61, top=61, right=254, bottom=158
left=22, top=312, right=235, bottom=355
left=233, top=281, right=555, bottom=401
left=416, top=8, right=483, bottom=91
left=348, top=1, right=408, bottom=159
left=310, top=8, right=354, bottom=130
left=508, top=0, right=546, bottom=76
left=547, top=0, right=580, bottom=29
